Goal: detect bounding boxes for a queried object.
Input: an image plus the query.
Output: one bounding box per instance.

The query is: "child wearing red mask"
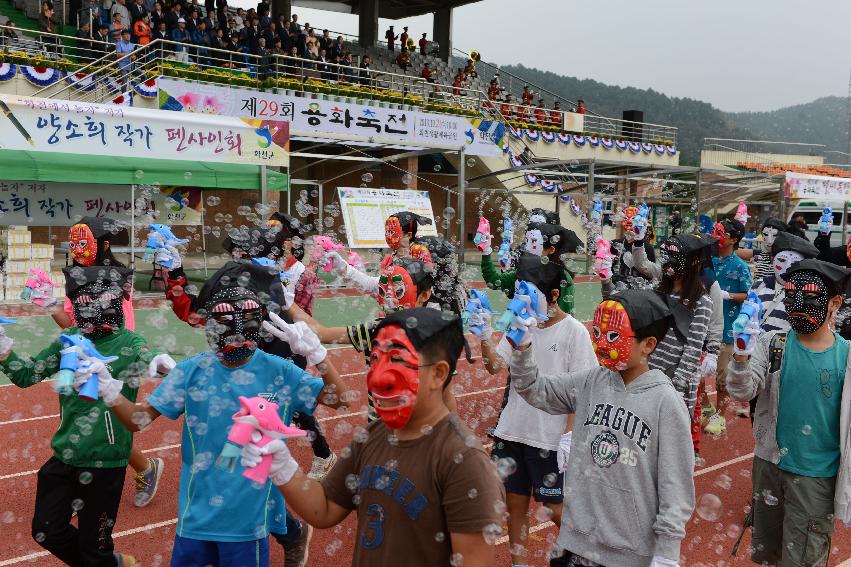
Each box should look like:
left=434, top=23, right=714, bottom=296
left=239, top=307, right=505, bottom=567
left=505, top=289, right=695, bottom=567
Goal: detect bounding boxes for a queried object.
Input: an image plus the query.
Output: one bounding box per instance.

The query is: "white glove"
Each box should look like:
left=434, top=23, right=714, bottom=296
left=325, top=250, right=349, bottom=276
left=263, top=312, right=327, bottom=367
left=148, top=353, right=177, bottom=378
left=649, top=556, right=679, bottom=567
left=698, top=352, right=717, bottom=377
left=632, top=215, right=648, bottom=241
left=0, top=326, right=13, bottom=358
left=556, top=431, right=572, bottom=472
left=468, top=309, right=493, bottom=341
left=155, top=245, right=183, bottom=269
left=478, top=231, right=493, bottom=256
left=241, top=438, right=299, bottom=486
left=719, top=289, right=731, bottom=301
left=732, top=320, right=762, bottom=356
left=74, top=359, right=123, bottom=405
left=595, top=257, right=613, bottom=281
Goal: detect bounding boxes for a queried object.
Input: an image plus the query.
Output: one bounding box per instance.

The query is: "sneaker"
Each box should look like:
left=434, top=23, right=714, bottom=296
left=703, top=413, right=726, bottom=435
left=283, top=520, right=313, bottom=567
left=700, top=404, right=716, bottom=429
left=307, top=453, right=338, bottom=481
left=735, top=401, right=750, bottom=418
left=134, top=457, right=164, bottom=507
left=114, top=552, right=137, bottom=566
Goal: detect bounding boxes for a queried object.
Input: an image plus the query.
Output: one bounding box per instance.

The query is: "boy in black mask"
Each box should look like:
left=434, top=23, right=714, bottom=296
left=728, top=259, right=851, bottom=566
left=0, top=267, right=173, bottom=567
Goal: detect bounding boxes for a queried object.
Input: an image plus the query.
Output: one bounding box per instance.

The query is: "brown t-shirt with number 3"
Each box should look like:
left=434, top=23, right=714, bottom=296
left=322, top=413, right=505, bottom=567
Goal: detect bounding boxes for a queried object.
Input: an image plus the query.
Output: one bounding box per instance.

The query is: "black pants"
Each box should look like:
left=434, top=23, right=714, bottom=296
left=292, top=411, right=330, bottom=459
left=32, top=457, right=126, bottom=567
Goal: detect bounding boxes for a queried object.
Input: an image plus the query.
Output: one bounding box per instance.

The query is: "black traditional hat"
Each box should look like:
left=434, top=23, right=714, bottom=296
left=516, top=252, right=563, bottom=297
left=771, top=232, right=819, bottom=259
left=222, top=226, right=285, bottom=259
left=539, top=224, right=583, bottom=255
left=609, top=288, right=673, bottom=333
left=529, top=208, right=560, bottom=225
left=63, top=266, right=133, bottom=300
left=389, top=211, right=432, bottom=238
left=785, top=259, right=851, bottom=296
left=195, top=260, right=286, bottom=313
left=374, top=307, right=470, bottom=372
left=719, top=218, right=746, bottom=240
left=761, top=217, right=789, bottom=233
left=393, top=256, right=433, bottom=289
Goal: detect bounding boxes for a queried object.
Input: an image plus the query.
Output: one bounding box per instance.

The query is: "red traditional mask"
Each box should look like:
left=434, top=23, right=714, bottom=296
left=385, top=216, right=403, bottom=250
left=378, top=263, right=417, bottom=313
left=409, top=243, right=433, bottom=266
left=712, top=222, right=729, bottom=248
left=622, top=206, right=639, bottom=234
left=367, top=325, right=420, bottom=429
left=591, top=300, right=635, bottom=371
left=69, top=223, right=98, bottom=266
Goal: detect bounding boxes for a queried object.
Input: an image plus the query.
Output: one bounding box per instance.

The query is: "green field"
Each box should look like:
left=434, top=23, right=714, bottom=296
left=0, top=282, right=601, bottom=384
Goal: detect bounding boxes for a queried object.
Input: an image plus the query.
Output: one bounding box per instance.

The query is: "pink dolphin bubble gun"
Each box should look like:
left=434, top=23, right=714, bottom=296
left=21, top=268, right=60, bottom=308
left=594, top=237, right=615, bottom=280
left=473, top=217, right=491, bottom=252
left=216, top=396, right=307, bottom=483
left=312, top=235, right=345, bottom=272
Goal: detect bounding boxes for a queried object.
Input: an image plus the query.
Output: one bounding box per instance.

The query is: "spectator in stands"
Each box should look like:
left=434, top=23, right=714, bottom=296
left=342, top=51, right=355, bottom=82
left=38, top=1, right=60, bottom=52
left=185, top=8, right=199, bottom=34
left=261, top=20, right=276, bottom=47
left=305, top=28, right=319, bottom=57
left=164, top=2, right=180, bottom=31
left=152, top=19, right=168, bottom=53
left=243, top=17, right=260, bottom=53
left=452, top=70, right=464, bottom=95
left=76, top=22, right=94, bottom=60
left=576, top=99, right=586, bottom=114
left=110, top=0, right=130, bottom=28
left=171, top=17, right=190, bottom=62
left=534, top=98, right=546, bottom=125
left=209, top=26, right=223, bottom=51
left=133, top=12, right=151, bottom=44
left=487, top=77, right=500, bottom=100
left=271, top=36, right=285, bottom=57
left=519, top=145, right=532, bottom=165
left=319, top=28, right=330, bottom=52
left=149, top=2, right=163, bottom=29
left=233, top=7, right=244, bottom=31
left=395, top=49, right=411, bottom=72
left=129, top=0, right=145, bottom=22
left=290, top=13, right=301, bottom=33
left=521, top=84, right=533, bottom=106
left=385, top=25, right=396, bottom=50
left=2, top=20, right=19, bottom=43
left=418, top=32, right=427, bottom=55
left=255, top=36, right=271, bottom=77
left=500, top=94, right=514, bottom=120
left=420, top=62, right=434, bottom=83
left=358, top=54, right=372, bottom=86
left=329, top=34, right=344, bottom=60
left=317, top=47, right=333, bottom=80
left=109, top=12, right=126, bottom=41
left=92, top=22, right=112, bottom=57
left=399, top=25, right=408, bottom=51
left=192, top=19, right=210, bottom=64
left=115, top=28, right=134, bottom=76
left=202, top=9, right=216, bottom=31
left=258, top=5, right=270, bottom=29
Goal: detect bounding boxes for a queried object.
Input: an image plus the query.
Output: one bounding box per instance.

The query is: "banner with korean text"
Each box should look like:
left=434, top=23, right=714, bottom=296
left=0, top=180, right=202, bottom=226
left=157, top=78, right=503, bottom=156
left=0, top=95, right=289, bottom=167
left=337, top=187, right=438, bottom=248
left=784, top=171, right=851, bottom=200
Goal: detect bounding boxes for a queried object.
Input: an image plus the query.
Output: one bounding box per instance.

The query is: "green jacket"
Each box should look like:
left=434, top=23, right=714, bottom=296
left=1, top=328, right=156, bottom=468
left=480, top=253, right=575, bottom=314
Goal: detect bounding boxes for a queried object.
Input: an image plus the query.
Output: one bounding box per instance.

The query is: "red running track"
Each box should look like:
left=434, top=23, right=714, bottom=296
left=2, top=343, right=851, bottom=566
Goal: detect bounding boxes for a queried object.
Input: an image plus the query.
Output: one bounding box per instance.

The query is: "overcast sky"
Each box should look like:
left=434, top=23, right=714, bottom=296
left=235, top=0, right=850, bottom=112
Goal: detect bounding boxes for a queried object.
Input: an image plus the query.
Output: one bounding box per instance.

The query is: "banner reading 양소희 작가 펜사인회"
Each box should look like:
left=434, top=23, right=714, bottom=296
left=337, top=187, right=438, bottom=248
left=0, top=94, right=289, bottom=167
left=784, top=171, right=851, bottom=200
left=155, top=78, right=503, bottom=156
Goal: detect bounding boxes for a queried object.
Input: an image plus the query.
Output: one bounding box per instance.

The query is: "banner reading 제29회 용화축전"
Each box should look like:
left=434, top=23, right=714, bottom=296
left=337, top=187, right=438, bottom=248
left=0, top=94, right=290, bottom=167
left=784, top=171, right=851, bottom=200
left=156, top=78, right=504, bottom=156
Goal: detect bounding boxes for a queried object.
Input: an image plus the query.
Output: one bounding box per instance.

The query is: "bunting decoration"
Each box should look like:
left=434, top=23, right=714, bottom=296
left=21, top=66, right=62, bottom=87
left=0, top=62, right=17, bottom=82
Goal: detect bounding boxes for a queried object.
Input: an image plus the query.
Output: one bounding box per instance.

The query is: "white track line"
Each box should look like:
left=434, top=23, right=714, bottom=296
left=0, top=414, right=59, bottom=426
left=494, top=521, right=555, bottom=545
left=694, top=453, right=754, bottom=477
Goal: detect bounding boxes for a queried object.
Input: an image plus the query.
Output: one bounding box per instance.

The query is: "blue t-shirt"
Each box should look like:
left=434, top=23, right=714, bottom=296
left=711, top=253, right=752, bottom=344
left=777, top=331, right=849, bottom=478
left=147, top=349, right=324, bottom=542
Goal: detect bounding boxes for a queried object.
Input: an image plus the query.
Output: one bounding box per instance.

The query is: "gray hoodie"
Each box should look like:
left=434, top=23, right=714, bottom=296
left=509, top=347, right=695, bottom=567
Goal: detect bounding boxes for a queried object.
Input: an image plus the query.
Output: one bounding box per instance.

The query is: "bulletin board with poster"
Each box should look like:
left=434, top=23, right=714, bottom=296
left=337, top=187, right=438, bottom=248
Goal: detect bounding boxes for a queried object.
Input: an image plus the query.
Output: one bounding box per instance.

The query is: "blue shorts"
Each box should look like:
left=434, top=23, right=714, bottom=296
left=170, top=535, right=270, bottom=567
left=492, top=436, right=564, bottom=503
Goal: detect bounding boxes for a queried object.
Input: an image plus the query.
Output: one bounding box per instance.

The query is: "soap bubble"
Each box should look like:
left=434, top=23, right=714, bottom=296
left=434, top=164, right=442, bottom=172
left=361, top=172, right=373, bottom=183
left=184, top=171, right=193, bottom=180
left=801, top=424, right=812, bottom=436
left=443, top=206, right=456, bottom=219
left=466, top=158, right=476, bottom=168
left=495, top=457, right=517, bottom=480
left=714, top=474, right=732, bottom=490
left=206, top=195, right=221, bottom=206
left=134, top=170, right=145, bottom=179
left=482, top=523, right=502, bottom=545
left=405, top=317, right=418, bottom=329
left=467, top=488, right=478, bottom=499
left=763, top=491, right=779, bottom=506
left=401, top=173, right=413, bottom=185
left=695, top=493, right=722, bottom=521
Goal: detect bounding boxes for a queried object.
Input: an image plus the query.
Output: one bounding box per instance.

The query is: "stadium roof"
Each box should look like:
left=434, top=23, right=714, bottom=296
left=296, top=0, right=482, bottom=19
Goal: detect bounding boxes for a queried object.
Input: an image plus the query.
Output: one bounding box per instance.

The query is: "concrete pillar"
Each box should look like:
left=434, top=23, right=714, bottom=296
left=358, top=0, right=379, bottom=49
left=433, top=6, right=452, bottom=61
left=271, top=0, right=290, bottom=20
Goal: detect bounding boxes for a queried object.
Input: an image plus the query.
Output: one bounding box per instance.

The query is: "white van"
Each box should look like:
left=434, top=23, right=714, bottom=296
left=787, top=200, right=851, bottom=247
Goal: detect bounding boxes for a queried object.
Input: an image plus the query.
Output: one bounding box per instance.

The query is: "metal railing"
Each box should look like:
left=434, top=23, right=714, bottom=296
left=1, top=23, right=677, bottom=145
